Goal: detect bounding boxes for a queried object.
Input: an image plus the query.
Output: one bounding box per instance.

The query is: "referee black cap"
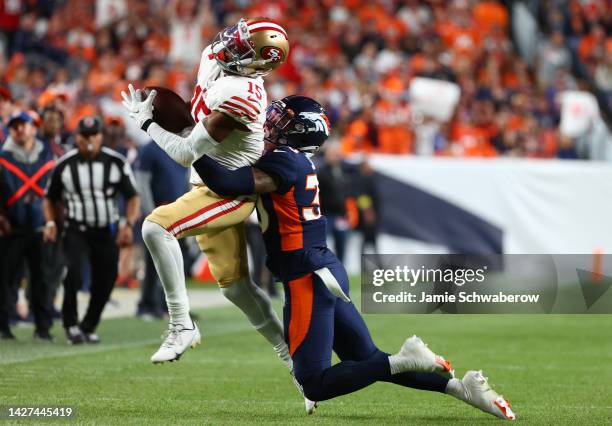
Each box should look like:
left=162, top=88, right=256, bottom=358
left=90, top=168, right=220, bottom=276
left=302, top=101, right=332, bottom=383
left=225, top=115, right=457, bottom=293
left=77, top=116, right=103, bottom=136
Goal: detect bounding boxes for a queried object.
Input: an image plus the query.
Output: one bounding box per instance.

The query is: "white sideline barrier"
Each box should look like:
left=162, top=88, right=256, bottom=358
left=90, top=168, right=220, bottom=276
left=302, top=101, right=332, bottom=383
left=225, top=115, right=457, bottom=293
left=343, top=156, right=612, bottom=274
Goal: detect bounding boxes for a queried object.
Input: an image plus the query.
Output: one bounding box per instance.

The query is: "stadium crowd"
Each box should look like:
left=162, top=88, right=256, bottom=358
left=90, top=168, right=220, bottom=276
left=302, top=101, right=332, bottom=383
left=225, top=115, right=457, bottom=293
left=0, top=0, right=610, bottom=341
left=1, top=0, right=610, bottom=158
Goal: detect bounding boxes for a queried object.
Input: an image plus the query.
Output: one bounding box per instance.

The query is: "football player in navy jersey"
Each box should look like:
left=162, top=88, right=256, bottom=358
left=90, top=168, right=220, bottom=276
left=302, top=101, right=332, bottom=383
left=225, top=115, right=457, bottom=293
left=192, top=96, right=515, bottom=420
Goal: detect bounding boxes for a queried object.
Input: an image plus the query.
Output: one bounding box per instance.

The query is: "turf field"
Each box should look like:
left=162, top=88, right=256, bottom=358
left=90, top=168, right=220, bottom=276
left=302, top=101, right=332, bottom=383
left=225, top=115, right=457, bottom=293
left=1, top=282, right=611, bottom=425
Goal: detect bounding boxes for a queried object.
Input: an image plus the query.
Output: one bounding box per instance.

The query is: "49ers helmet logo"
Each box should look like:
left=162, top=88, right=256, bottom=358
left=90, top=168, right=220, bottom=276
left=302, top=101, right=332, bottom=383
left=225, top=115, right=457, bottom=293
left=261, top=46, right=284, bottom=62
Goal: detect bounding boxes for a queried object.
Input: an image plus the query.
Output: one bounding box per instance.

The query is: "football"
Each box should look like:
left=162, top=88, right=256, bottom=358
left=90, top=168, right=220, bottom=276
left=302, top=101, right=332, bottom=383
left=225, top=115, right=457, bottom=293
left=143, top=86, right=195, bottom=133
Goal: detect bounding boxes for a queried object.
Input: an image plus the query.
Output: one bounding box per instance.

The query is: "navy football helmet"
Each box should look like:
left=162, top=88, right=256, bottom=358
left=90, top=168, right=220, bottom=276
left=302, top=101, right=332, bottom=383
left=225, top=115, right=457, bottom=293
left=264, top=95, right=330, bottom=152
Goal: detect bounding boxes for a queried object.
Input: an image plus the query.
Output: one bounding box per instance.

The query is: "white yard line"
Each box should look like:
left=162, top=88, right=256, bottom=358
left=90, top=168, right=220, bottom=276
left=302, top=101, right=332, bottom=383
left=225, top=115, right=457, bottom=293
left=86, top=287, right=231, bottom=319
left=1, top=288, right=237, bottom=366
left=0, top=320, right=252, bottom=366
left=12, top=286, right=231, bottom=322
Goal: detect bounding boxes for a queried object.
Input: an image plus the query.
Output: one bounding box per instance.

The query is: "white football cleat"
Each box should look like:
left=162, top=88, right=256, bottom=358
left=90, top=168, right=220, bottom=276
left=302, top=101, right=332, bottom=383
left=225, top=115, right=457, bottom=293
left=290, top=368, right=318, bottom=414
left=457, top=370, right=515, bottom=420
left=305, top=398, right=317, bottom=415
left=389, top=335, right=454, bottom=378
left=150, top=320, right=201, bottom=364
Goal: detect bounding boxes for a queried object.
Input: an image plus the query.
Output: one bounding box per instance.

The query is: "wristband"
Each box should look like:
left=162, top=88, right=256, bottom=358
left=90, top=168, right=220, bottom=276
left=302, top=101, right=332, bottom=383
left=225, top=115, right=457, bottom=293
left=141, top=119, right=154, bottom=132
left=45, top=221, right=56, bottom=228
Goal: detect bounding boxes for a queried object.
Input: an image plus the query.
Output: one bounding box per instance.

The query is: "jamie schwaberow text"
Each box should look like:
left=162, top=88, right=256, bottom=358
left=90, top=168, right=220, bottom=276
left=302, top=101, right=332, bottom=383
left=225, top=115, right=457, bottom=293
left=372, top=291, right=541, bottom=304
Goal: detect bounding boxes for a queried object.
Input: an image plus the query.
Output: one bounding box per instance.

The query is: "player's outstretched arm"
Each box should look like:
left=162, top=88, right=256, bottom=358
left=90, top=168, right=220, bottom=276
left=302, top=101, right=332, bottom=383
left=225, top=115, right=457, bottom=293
left=192, top=154, right=278, bottom=196
left=121, top=84, right=243, bottom=167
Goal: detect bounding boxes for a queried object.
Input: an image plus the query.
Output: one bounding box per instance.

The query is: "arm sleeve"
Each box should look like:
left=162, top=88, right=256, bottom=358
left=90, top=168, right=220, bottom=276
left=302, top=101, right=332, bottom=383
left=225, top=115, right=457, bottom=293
left=255, top=150, right=297, bottom=194
left=45, top=164, right=64, bottom=201
left=145, top=120, right=219, bottom=167
left=118, top=160, right=138, bottom=199
left=191, top=155, right=254, bottom=197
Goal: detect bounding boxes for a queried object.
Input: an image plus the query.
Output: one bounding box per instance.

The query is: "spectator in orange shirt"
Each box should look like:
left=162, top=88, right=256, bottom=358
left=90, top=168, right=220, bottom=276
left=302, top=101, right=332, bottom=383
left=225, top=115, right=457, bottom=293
left=373, top=98, right=412, bottom=154
left=578, top=25, right=605, bottom=63
left=451, top=121, right=496, bottom=157
left=341, top=110, right=377, bottom=155
left=473, top=0, right=508, bottom=35
left=66, top=24, right=96, bottom=62
left=87, top=52, right=122, bottom=96
left=373, top=77, right=412, bottom=154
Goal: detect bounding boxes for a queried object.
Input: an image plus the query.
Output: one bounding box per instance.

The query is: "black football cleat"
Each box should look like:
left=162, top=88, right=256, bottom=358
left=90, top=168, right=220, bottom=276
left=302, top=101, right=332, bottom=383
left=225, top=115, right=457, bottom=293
left=65, top=326, right=84, bottom=345
left=33, top=330, right=54, bottom=342
left=82, top=332, right=101, bottom=344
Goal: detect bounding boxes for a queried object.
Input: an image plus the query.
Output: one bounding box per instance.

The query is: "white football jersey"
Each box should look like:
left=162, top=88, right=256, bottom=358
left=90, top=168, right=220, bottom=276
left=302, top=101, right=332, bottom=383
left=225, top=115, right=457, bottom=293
left=189, top=45, right=267, bottom=184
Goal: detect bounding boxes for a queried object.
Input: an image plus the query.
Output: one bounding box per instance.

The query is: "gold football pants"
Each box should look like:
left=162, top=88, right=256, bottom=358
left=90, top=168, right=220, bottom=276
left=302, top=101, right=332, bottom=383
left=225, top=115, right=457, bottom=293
left=146, top=185, right=254, bottom=287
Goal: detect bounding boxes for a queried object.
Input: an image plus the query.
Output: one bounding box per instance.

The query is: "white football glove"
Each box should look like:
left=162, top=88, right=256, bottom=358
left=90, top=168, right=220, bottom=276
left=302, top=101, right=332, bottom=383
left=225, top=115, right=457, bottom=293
left=121, top=83, right=157, bottom=130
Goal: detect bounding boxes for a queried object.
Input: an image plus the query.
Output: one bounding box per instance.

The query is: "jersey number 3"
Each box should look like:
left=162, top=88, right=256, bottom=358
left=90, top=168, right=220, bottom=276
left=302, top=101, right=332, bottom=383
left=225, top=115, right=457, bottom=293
left=303, top=174, right=321, bottom=221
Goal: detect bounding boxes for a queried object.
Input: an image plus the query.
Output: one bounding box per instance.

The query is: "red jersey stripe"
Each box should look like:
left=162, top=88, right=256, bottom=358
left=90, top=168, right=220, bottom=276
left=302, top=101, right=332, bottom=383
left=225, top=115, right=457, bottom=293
left=190, top=85, right=202, bottom=108
left=218, top=105, right=254, bottom=122
left=221, top=100, right=257, bottom=119
left=288, top=273, right=314, bottom=356
left=270, top=188, right=303, bottom=251
left=231, top=96, right=260, bottom=114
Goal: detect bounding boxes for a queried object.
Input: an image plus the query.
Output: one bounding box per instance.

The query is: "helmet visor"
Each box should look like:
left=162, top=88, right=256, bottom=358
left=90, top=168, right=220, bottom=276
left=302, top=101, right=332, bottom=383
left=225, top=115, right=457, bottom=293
left=214, top=19, right=255, bottom=67
left=264, top=101, right=295, bottom=145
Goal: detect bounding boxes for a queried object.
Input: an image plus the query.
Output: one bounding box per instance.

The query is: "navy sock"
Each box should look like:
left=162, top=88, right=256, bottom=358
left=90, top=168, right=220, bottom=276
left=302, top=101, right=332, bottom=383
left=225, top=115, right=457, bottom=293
left=301, top=354, right=392, bottom=401
left=300, top=351, right=449, bottom=401
left=386, top=371, right=449, bottom=393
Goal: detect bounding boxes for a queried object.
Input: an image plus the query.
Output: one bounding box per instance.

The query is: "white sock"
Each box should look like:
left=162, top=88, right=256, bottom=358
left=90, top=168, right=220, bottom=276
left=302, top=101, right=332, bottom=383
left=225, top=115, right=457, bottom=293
left=388, top=354, right=403, bottom=375
left=445, top=378, right=467, bottom=400
left=221, top=277, right=290, bottom=368
left=142, top=220, right=190, bottom=326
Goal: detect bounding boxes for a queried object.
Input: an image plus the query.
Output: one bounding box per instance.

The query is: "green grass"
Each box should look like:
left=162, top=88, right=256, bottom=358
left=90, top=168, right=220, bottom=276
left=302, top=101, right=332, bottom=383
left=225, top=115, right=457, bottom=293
left=1, top=282, right=611, bottom=425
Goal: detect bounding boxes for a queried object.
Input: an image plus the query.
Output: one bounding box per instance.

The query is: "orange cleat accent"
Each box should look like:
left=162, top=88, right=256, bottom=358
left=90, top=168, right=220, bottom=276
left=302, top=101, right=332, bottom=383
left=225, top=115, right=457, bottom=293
left=435, top=356, right=452, bottom=373
left=494, top=397, right=516, bottom=420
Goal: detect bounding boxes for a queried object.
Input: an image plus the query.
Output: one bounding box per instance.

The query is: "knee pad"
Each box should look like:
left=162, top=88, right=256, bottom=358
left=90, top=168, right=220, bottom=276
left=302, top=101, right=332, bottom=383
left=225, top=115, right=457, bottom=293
left=142, top=220, right=172, bottom=246
left=142, top=220, right=159, bottom=245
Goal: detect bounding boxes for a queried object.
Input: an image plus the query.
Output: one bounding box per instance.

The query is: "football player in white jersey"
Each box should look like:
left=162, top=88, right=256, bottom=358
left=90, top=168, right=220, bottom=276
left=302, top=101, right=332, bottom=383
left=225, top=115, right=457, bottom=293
left=122, top=19, right=293, bottom=370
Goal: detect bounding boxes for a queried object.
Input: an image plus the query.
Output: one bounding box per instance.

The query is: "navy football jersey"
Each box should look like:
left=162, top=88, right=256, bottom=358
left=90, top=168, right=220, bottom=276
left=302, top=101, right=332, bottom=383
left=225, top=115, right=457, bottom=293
left=255, top=146, right=329, bottom=279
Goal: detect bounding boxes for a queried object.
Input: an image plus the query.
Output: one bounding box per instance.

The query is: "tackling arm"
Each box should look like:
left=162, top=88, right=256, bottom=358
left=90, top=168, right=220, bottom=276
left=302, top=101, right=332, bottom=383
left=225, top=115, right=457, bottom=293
left=192, top=154, right=278, bottom=196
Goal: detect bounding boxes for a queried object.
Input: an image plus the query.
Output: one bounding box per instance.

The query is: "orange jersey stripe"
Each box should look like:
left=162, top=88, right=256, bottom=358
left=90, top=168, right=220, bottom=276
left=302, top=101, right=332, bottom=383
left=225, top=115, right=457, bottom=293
left=270, top=188, right=303, bottom=251
left=288, top=273, right=314, bottom=356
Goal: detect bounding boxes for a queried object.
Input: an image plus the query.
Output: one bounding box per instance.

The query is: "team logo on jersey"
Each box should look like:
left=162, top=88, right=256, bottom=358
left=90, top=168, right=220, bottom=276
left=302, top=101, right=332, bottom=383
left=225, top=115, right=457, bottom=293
left=298, top=112, right=330, bottom=136
left=261, top=46, right=284, bottom=62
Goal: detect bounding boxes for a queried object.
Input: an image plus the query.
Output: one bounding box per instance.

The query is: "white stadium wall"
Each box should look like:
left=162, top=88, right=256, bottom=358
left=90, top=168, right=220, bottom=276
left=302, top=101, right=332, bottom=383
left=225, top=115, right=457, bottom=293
left=343, top=156, right=612, bottom=273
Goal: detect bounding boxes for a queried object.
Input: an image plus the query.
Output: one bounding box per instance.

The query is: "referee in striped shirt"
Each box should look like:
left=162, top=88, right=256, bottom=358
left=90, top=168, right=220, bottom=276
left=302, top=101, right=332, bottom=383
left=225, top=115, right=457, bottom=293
left=43, top=116, right=140, bottom=344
